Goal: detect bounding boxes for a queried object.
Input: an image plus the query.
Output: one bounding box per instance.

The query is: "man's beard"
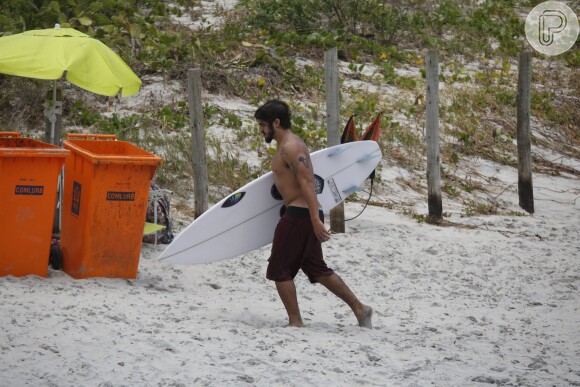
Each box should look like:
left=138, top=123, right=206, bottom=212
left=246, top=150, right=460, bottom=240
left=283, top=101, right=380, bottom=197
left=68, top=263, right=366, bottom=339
left=264, top=124, right=274, bottom=143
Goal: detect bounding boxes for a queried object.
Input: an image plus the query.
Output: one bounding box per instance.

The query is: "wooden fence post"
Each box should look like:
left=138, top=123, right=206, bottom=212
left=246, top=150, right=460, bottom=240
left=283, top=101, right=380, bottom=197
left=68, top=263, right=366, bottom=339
left=425, top=50, right=442, bottom=219
left=324, top=47, right=345, bottom=233
left=187, top=68, right=209, bottom=218
left=517, top=52, right=534, bottom=213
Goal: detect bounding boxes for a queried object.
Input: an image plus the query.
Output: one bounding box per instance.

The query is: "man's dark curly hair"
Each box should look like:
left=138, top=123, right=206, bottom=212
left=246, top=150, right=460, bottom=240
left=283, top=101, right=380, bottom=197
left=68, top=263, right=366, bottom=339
left=254, top=99, right=291, bottom=129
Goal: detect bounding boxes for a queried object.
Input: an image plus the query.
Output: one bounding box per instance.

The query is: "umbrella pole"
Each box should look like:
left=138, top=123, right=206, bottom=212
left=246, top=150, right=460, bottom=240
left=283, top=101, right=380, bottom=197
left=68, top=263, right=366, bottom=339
left=45, top=80, right=64, bottom=236
left=50, top=80, right=56, bottom=144
left=44, top=80, right=60, bottom=146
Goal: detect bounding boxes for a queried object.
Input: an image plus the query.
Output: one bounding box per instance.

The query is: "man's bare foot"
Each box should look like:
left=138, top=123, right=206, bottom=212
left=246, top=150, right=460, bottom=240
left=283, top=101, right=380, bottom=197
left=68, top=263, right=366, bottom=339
left=285, top=320, right=305, bottom=328
left=357, top=305, right=373, bottom=329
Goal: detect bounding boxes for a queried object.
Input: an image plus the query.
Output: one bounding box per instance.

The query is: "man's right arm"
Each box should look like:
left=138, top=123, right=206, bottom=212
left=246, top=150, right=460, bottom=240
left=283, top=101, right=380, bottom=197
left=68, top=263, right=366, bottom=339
left=284, top=144, right=330, bottom=242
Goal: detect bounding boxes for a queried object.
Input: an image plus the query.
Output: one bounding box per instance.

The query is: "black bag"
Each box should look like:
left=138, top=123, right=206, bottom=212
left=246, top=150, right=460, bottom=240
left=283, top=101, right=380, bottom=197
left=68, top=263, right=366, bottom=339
left=143, top=182, right=174, bottom=244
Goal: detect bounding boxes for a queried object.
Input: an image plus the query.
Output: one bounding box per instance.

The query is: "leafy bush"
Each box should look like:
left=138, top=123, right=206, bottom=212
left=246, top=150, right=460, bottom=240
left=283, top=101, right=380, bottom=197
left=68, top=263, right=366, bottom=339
left=0, top=0, right=197, bottom=76
left=240, top=0, right=403, bottom=53
left=238, top=0, right=527, bottom=64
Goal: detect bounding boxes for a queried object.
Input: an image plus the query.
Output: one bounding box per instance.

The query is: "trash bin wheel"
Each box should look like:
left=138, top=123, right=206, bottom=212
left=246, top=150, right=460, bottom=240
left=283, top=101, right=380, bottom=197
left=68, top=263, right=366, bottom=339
left=49, top=245, right=63, bottom=270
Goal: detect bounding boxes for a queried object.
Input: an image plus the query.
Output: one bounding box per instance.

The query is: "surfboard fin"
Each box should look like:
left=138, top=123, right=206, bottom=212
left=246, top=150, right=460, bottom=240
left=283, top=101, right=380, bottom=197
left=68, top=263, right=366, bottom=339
left=343, top=185, right=366, bottom=195
left=357, top=151, right=381, bottom=163
left=328, top=144, right=351, bottom=157
left=360, top=112, right=383, bottom=142
left=339, top=112, right=382, bottom=145
left=340, top=115, right=359, bottom=144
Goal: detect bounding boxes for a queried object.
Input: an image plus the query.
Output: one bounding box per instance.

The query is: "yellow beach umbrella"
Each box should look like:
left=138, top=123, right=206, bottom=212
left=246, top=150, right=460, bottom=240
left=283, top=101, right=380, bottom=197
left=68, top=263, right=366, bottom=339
left=0, top=24, right=141, bottom=143
left=0, top=25, right=141, bottom=97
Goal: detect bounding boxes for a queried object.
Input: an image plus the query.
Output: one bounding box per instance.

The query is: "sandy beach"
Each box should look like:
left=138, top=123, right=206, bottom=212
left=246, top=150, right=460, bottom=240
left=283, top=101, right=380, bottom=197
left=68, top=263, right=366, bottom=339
left=1, top=156, right=578, bottom=386
left=1, top=1, right=579, bottom=384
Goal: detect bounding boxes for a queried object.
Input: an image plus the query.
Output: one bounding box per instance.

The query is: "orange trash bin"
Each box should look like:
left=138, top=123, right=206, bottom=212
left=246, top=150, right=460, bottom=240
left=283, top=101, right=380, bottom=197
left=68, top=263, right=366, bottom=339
left=60, top=135, right=162, bottom=279
left=0, top=136, right=69, bottom=277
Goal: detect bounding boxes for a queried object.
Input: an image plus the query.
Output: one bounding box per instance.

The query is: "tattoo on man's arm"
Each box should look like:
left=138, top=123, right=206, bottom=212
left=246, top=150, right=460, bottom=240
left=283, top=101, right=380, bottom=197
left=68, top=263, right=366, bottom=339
left=289, top=156, right=310, bottom=177
left=297, top=156, right=310, bottom=168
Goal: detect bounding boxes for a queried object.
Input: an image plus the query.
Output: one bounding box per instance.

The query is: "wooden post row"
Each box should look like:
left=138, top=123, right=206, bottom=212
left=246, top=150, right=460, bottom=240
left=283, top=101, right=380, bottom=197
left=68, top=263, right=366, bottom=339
left=187, top=68, right=209, bottom=218
left=324, top=48, right=345, bottom=233
left=517, top=52, right=534, bottom=213
left=425, top=50, right=442, bottom=219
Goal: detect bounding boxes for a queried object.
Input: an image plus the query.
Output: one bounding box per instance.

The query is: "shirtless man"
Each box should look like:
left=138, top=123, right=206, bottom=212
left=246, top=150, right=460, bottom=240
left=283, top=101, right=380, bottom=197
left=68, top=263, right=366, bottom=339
left=254, top=100, right=373, bottom=328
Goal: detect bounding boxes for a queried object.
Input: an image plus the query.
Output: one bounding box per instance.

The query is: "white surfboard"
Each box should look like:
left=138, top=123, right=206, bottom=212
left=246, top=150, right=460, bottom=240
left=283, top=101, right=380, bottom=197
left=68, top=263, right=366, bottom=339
left=158, top=141, right=381, bottom=265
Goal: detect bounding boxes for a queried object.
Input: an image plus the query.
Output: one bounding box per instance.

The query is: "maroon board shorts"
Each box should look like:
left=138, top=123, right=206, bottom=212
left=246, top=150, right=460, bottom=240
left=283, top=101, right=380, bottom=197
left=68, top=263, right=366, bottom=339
left=267, top=206, right=334, bottom=283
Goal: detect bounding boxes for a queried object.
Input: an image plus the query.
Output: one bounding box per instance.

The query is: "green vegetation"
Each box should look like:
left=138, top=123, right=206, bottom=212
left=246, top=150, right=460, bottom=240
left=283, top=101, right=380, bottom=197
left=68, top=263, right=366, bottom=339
left=0, top=0, right=577, bottom=216
left=0, top=0, right=197, bottom=76
left=239, top=0, right=526, bottom=58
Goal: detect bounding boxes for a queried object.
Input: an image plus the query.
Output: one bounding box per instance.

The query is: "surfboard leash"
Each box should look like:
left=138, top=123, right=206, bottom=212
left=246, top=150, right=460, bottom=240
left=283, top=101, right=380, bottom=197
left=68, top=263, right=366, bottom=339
left=345, top=171, right=375, bottom=222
